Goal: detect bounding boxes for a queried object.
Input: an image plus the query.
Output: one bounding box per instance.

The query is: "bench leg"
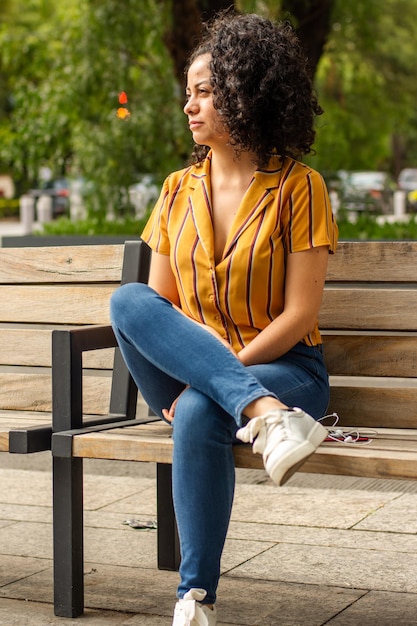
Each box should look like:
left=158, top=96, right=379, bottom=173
left=53, top=456, right=84, bottom=617
left=156, top=463, right=180, bottom=571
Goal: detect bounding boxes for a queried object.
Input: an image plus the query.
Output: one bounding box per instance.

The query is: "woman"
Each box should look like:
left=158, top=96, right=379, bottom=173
left=110, top=11, right=338, bottom=626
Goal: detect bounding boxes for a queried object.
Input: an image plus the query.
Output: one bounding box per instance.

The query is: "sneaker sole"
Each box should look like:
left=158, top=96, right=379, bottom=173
left=266, top=422, right=327, bottom=486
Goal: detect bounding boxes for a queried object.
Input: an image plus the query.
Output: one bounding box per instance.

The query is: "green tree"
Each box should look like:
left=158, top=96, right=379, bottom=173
left=0, top=0, right=69, bottom=190
left=0, top=0, right=189, bottom=216
left=63, top=0, right=188, bottom=218
left=165, top=0, right=336, bottom=86
left=2, top=0, right=417, bottom=220
left=312, top=0, right=417, bottom=173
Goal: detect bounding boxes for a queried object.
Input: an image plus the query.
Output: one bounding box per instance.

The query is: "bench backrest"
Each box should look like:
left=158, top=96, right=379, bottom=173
left=1, top=240, right=416, bottom=432
left=0, top=243, right=146, bottom=419
left=321, top=241, right=417, bottom=429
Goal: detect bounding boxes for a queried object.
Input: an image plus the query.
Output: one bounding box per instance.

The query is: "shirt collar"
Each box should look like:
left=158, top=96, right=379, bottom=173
left=188, top=151, right=283, bottom=191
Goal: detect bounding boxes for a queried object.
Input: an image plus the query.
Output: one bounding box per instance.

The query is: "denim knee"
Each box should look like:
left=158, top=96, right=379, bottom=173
left=174, top=388, right=237, bottom=447
left=110, top=282, right=151, bottom=330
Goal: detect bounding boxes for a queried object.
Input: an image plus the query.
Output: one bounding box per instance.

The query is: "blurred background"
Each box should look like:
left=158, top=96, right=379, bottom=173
left=1, top=0, right=417, bottom=239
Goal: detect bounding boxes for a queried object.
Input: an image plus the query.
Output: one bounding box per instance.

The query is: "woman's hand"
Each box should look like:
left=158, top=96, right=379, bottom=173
left=162, top=386, right=189, bottom=423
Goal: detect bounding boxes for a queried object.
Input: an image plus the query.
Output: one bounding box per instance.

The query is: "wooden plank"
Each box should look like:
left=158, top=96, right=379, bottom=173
left=300, top=446, right=417, bottom=481
left=327, top=241, right=417, bottom=283
left=72, top=427, right=174, bottom=463
left=323, top=333, right=417, bottom=377
left=70, top=421, right=417, bottom=481
left=0, top=372, right=112, bottom=414
left=5, top=242, right=415, bottom=285
left=0, top=245, right=124, bottom=284
left=0, top=432, right=8, bottom=451
left=0, top=285, right=116, bottom=324
left=0, top=409, right=52, bottom=422
left=328, top=382, right=417, bottom=429
left=320, top=287, right=417, bottom=331
left=0, top=328, right=114, bottom=368
left=0, top=372, right=146, bottom=415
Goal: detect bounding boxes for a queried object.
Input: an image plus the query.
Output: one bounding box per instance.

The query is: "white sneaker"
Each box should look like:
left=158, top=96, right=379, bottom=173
left=172, top=588, right=217, bottom=626
left=236, top=407, right=327, bottom=486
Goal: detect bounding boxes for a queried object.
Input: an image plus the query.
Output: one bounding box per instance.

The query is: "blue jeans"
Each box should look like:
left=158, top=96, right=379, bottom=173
left=110, top=283, right=330, bottom=604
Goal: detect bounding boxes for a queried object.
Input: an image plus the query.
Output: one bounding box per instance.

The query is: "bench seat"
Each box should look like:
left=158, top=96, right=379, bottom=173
left=54, top=420, right=417, bottom=481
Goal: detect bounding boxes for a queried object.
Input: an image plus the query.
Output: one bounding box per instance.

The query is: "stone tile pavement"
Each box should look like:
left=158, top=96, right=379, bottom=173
left=2, top=452, right=417, bottom=625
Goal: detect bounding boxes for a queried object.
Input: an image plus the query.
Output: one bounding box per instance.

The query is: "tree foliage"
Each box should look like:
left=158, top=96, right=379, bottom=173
left=312, top=0, right=417, bottom=173
left=0, top=0, right=188, bottom=214
left=0, top=0, right=417, bottom=219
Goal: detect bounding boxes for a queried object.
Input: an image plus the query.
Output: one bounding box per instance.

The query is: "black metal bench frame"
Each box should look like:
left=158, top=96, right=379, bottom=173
left=51, top=241, right=180, bottom=617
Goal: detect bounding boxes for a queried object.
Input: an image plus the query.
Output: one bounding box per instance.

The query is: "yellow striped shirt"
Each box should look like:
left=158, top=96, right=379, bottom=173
left=142, top=153, right=338, bottom=351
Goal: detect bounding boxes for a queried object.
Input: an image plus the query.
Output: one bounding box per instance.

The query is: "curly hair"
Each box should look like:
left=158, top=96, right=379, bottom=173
left=186, top=11, right=323, bottom=167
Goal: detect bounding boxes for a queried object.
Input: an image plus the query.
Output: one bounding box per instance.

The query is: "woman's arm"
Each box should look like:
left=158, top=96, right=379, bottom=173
left=238, top=245, right=329, bottom=366
left=148, top=251, right=180, bottom=306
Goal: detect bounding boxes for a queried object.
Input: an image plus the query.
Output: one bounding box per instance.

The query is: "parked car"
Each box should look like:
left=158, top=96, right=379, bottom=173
left=398, top=168, right=417, bottom=192
left=398, top=168, right=417, bottom=211
left=29, top=177, right=70, bottom=218
left=340, top=171, right=395, bottom=214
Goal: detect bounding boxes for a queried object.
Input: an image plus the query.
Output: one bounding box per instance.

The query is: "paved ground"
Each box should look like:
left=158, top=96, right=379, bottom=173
left=2, top=451, right=417, bottom=625
left=0, top=219, right=29, bottom=243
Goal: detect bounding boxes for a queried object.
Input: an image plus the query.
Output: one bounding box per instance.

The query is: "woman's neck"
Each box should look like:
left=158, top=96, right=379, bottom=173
left=210, top=147, right=257, bottom=189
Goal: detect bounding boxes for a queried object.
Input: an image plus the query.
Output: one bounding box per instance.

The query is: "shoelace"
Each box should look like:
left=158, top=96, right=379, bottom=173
left=238, top=414, right=288, bottom=457
left=180, top=599, right=197, bottom=624
left=175, top=589, right=210, bottom=626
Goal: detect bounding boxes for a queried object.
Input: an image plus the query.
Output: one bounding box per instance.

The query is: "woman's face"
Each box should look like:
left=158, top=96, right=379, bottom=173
left=184, top=54, right=228, bottom=148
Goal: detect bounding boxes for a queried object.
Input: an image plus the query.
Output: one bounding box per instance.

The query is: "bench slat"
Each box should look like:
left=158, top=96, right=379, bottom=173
left=0, top=285, right=116, bottom=324
left=323, top=333, right=417, bottom=378
left=0, top=372, right=112, bottom=413
left=0, top=411, right=53, bottom=452
left=329, top=383, right=417, bottom=428
left=300, top=446, right=417, bottom=481
left=326, top=241, right=417, bottom=282
left=0, top=245, right=124, bottom=284
left=320, top=287, right=417, bottom=330
left=68, top=421, right=417, bottom=481
left=0, top=328, right=114, bottom=368
left=72, top=428, right=174, bottom=463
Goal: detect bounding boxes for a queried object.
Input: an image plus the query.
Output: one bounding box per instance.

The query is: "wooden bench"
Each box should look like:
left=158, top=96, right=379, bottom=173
left=0, top=242, right=149, bottom=455
left=3, top=240, right=415, bottom=616
left=49, top=239, right=417, bottom=617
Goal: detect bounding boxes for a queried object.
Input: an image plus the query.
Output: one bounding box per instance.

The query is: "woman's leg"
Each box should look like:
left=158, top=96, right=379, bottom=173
left=172, top=343, right=329, bottom=605
left=246, top=342, right=329, bottom=419
left=110, top=283, right=274, bottom=424
left=236, top=343, right=329, bottom=486
left=172, top=388, right=237, bottom=605
left=110, top=283, right=329, bottom=608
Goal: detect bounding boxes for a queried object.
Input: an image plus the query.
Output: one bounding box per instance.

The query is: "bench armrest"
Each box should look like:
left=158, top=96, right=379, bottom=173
left=52, top=241, right=152, bottom=436
left=9, top=424, right=53, bottom=454
left=52, top=324, right=138, bottom=432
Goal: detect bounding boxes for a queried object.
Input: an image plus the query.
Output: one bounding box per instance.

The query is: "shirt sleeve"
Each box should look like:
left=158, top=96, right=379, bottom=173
left=281, top=168, right=338, bottom=254
left=141, top=176, right=171, bottom=255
